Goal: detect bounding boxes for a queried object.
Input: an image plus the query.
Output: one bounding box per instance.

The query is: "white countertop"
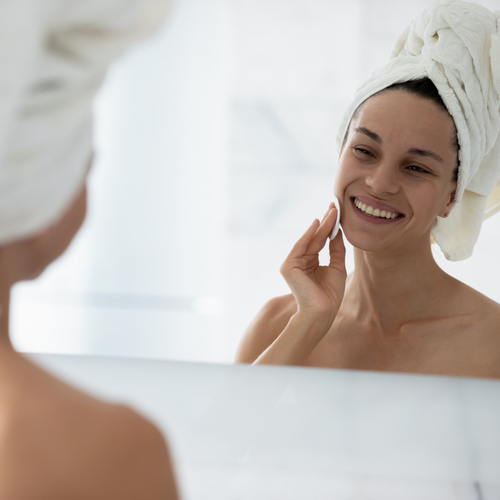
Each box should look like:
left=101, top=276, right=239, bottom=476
left=30, top=353, right=500, bottom=500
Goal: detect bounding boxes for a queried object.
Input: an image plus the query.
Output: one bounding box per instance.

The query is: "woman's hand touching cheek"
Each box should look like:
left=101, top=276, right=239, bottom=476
left=280, top=203, right=347, bottom=327
left=255, top=203, right=346, bottom=366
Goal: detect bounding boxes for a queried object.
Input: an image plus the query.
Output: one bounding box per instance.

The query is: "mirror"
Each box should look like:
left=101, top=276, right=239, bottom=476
left=12, top=0, right=500, bottom=365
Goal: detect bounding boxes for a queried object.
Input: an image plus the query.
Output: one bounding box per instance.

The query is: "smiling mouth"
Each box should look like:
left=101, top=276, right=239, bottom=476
left=352, top=198, right=404, bottom=219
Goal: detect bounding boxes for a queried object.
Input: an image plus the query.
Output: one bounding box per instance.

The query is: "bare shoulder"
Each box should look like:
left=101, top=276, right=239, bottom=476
left=471, top=290, right=500, bottom=334
left=455, top=279, right=500, bottom=331
left=0, top=363, right=178, bottom=500
left=470, top=287, right=500, bottom=377
left=450, top=280, right=500, bottom=372
left=93, top=403, right=179, bottom=500
left=235, top=294, right=297, bottom=363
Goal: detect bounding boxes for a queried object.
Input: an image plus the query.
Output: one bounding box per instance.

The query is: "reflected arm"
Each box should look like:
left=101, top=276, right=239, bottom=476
left=235, top=204, right=346, bottom=366
left=254, top=310, right=336, bottom=365
left=234, top=295, right=296, bottom=364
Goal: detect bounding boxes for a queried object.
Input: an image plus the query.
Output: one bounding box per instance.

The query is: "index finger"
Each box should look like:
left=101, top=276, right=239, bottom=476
left=286, top=218, right=321, bottom=261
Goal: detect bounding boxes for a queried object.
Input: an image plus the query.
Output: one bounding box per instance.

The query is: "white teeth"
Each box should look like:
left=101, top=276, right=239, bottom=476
left=354, top=198, right=399, bottom=219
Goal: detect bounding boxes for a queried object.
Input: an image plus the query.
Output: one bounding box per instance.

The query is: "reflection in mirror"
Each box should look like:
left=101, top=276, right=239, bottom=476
left=234, top=0, right=500, bottom=378
left=12, top=0, right=500, bottom=372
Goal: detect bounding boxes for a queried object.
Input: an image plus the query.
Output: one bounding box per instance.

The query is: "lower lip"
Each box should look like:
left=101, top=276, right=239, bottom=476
left=351, top=198, right=404, bottom=225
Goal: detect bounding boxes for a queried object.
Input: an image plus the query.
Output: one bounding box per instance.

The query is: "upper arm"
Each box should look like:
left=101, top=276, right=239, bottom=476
left=234, top=294, right=297, bottom=364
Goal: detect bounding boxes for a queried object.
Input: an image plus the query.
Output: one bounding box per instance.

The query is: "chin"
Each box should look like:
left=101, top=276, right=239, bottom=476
left=342, top=222, right=433, bottom=258
left=342, top=227, right=388, bottom=253
left=339, top=213, right=386, bottom=251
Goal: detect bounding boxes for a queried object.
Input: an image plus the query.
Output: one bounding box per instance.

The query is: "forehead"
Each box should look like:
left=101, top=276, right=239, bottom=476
left=350, top=91, right=456, bottom=155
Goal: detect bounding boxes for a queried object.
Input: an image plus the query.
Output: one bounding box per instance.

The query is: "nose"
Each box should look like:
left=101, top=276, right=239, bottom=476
left=364, top=161, right=400, bottom=195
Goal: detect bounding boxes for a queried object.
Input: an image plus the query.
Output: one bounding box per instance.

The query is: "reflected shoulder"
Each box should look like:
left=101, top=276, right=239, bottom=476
left=459, top=280, right=500, bottom=323
left=468, top=296, right=500, bottom=378
left=234, top=294, right=297, bottom=364
left=263, top=294, right=297, bottom=316
left=478, top=296, right=500, bottom=334
left=452, top=282, right=500, bottom=364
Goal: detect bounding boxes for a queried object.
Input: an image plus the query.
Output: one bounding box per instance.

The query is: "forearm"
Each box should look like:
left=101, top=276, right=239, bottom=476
left=254, top=312, right=334, bottom=366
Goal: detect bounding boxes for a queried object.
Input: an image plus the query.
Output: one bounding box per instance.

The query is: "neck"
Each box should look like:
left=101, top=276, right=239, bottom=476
left=0, top=284, right=12, bottom=351
left=343, top=236, right=452, bottom=333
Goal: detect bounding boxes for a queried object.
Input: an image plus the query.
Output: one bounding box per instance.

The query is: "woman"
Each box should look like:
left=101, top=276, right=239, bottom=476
left=235, top=0, right=500, bottom=378
left=0, top=1, right=179, bottom=498
left=0, top=180, right=178, bottom=499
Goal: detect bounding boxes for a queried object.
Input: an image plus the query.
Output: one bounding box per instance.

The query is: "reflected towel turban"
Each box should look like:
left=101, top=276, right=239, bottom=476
left=335, top=0, right=500, bottom=261
left=0, top=0, right=171, bottom=244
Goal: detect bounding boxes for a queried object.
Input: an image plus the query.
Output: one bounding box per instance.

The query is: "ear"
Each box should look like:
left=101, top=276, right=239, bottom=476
left=439, top=185, right=457, bottom=218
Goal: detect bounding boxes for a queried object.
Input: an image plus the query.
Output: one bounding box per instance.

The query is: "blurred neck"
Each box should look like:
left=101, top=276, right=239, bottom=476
left=0, top=248, right=17, bottom=352
left=0, top=284, right=12, bottom=351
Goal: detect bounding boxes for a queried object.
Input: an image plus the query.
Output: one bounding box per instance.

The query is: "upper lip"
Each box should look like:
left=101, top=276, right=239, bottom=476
left=352, top=195, right=405, bottom=216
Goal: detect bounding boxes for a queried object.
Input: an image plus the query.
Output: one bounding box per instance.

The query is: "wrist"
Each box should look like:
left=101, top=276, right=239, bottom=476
left=289, top=310, right=335, bottom=341
left=254, top=307, right=337, bottom=367
left=293, top=307, right=337, bottom=330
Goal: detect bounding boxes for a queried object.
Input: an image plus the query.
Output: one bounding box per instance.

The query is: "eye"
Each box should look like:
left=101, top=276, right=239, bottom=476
left=407, top=165, right=430, bottom=174
left=352, top=147, right=373, bottom=157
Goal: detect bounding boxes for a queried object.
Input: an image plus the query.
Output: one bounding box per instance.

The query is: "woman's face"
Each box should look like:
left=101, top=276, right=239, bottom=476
left=334, top=90, right=458, bottom=255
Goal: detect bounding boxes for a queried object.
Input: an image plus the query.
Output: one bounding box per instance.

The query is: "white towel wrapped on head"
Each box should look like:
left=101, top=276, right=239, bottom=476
left=0, top=0, right=172, bottom=245
left=335, top=0, right=500, bottom=261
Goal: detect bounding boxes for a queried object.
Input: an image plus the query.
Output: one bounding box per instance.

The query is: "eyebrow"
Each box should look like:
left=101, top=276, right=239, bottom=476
left=353, top=126, right=444, bottom=163
left=407, top=148, right=444, bottom=163
left=354, top=126, right=381, bottom=144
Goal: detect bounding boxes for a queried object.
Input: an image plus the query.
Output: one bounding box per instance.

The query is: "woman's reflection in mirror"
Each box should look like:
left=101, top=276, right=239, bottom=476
left=236, top=0, right=500, bottom=379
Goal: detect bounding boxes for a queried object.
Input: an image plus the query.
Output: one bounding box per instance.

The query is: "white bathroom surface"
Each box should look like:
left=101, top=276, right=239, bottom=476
left=30, top=353, right=500, bottom=500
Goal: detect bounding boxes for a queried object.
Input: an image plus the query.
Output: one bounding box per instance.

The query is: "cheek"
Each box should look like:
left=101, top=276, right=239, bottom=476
left=407, top=184, right=445, bottom=221
left=333, top=158, right=358, bottom=197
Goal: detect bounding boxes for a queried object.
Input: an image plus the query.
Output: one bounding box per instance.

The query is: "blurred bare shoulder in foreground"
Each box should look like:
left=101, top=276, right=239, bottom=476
left=0, top=353, right=178, bottom=500
left=0, top=185, right=178, bottom=499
